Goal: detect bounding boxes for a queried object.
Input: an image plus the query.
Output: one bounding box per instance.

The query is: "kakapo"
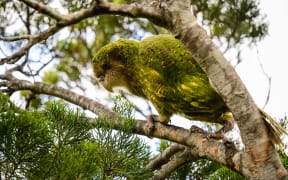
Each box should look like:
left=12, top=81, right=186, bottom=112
left=92, top=34, right=287, bottom=147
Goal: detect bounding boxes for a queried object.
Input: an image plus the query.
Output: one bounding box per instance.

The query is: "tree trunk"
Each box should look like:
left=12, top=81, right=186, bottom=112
left=149, top=0, right=287, bottom=179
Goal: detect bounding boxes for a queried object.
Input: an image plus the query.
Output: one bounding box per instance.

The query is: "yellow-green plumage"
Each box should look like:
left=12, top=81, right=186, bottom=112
left=93, top=35, right=229, bottom=125
left=92, top=35, right=286, bottom=147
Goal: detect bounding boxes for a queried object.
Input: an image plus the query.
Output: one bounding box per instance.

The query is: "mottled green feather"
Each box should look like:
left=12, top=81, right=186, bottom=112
left=92, top=34, right=287, bottom=148
left=138, top=35, right=229, bottom=123
left=93, top=34, right=229, bottom=125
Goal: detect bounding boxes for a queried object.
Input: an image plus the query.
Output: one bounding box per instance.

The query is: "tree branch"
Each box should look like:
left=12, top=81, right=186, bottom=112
left=0, top=72, right=242, bottom=174
left=146, top=143, right=186, bottom=170
left=144, top=0, right=287, bottom=178
left=0, top=25, right=60, bottom=65
left=0, top=72, right=115, bottom=119
left=1, top=0, right=160, bottom=64
left=152, top=149, right=195, bottom=180
left=0, top=35, right=31, bottom=41
left=19, top=0, right=66, bottom=21
left=257, top=48, right=271, bottom=109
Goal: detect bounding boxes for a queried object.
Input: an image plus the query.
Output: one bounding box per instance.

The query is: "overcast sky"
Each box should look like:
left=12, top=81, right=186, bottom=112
left=235, top=0, right=288, bottom=118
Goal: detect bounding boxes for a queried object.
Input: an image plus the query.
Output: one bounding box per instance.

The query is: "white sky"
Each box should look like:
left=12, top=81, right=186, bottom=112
left=236, top=0, right=288, bottom=118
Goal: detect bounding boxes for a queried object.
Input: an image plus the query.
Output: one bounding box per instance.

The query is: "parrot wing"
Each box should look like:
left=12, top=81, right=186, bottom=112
left=138, top=35, right=228, bottom=122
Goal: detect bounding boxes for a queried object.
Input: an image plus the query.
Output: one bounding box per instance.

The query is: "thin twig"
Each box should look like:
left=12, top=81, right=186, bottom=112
left=0, top=35, right=31, bottom=42
left=12, top=2, right=27, bottom=26
left=152, top=148, right=195, bottom=180
left=146, top=143, right=186, bottom=170
left=19, top=0, right=66, bottom=21
left=257, top=48, right=271, bottom=109
left=0, top=25, right=60, bottom=65
left=1, top=0, right=157, bottom=64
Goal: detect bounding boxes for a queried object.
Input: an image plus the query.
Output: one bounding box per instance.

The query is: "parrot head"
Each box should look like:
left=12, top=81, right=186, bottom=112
left=92, top=39, right=139, bottom=92
left=93, top=59, right=128, bottom=92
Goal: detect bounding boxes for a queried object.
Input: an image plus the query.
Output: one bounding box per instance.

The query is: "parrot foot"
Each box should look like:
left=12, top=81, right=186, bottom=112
left=189, top=119, right=235, bottom=141
left=145, top=115, right=159, bottom=137
left=189, top=125, right=226, bottom=140
left=190, top=125, right=207, bottom=134
left=215, top=119, right=235, bottom=135
left=205, top=120, right=234, bottom=141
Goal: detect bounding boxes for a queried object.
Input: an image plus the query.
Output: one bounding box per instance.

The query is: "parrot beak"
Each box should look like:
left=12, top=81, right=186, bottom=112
left=96, top=74, right=113, bottom=92
left=102, top=82, right=113, bottom=92
left=98, top=75, right=105, bottom=82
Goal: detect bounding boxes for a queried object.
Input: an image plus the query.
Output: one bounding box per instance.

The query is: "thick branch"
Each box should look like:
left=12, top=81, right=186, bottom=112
left=1, top=73, right=116, bottom=119
left=0, top=73, right=242, bottom=174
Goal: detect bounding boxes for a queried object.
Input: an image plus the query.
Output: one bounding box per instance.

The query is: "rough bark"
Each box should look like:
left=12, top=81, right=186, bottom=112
left=0, top=0, right=287, bottom=179
left=151, top=149, right=194, bottom=180
left=0, top=73, right=241, bottom=174
left=146, top=143, right=186, bottom=170
left=150, top=0, right=287, bottom=179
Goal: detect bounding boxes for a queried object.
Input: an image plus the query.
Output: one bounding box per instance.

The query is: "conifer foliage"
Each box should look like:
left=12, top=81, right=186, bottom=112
left=0, top=94, right=152, bottom=179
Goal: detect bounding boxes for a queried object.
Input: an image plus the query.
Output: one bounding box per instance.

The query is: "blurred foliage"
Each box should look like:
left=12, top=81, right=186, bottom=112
left=42, top=70, right=60, bottom=84
left=0, top=93, right=152, bottom=179
left=191, top=0, right=267, bottom=46
left=112, top=94, right=135, bottom=120
left=20, top=90, right=42, bottom=109
left=279, top=151, right=288, bottom=170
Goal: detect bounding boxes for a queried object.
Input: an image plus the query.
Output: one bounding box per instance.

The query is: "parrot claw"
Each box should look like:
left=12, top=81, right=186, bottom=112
left=189, top=125, right=227, bottom=140
left=190, top=125, right=207, bottom=134
left=206, top=132, right=226, bottom=140
left=145, top=115, right=159, bottom=138
left=208, top=120, right=235, bottom=141
left=215, top=119, right=235, bottom=135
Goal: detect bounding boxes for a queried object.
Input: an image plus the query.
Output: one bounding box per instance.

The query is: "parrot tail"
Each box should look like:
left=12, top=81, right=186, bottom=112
left=259, top=108, right=287, bottom=150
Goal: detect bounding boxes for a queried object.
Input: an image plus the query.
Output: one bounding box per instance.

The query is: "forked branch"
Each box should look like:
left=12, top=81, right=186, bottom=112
left=0, top=72, right=241, bottom=175
left=0, top=0, right=160, bottom=65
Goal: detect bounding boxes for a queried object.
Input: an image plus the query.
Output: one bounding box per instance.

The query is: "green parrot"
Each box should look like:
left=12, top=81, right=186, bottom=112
left=92, top=34, right=286, bottom=147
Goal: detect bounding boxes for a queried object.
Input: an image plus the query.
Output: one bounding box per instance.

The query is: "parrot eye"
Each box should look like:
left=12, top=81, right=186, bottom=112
left=102, top=62, right=110, bottom=70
